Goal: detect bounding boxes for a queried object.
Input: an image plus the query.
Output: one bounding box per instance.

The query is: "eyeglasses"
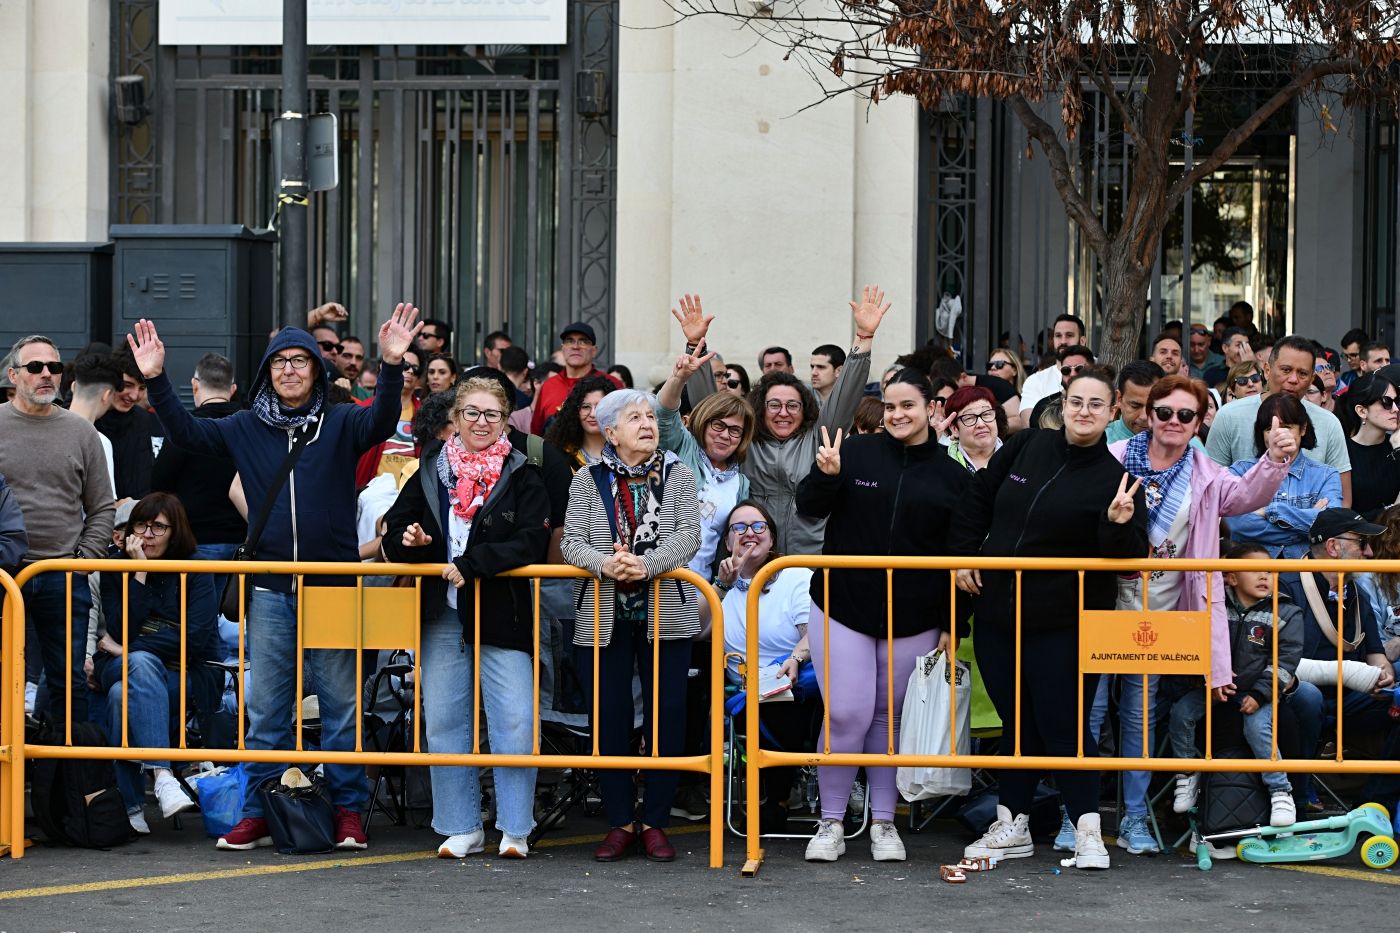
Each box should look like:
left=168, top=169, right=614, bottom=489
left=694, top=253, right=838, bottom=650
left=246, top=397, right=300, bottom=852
left=316, top=340, right=342, bottom=353
left=561, top=337, right=592, bottom=348
left=1372, top=396, right=1398, bottom=410
left=988, top=360, right=1012, bottom=371
left=1344, top=350, right=1362, bottom=361
left=1064, top=397, right=1110, bottom=414
left=457, top=406, right=505, bottom=423
left=725, top=378, right=742, bottom=389
left=765, top=400, right=803, bottom=414
left=1152, top=406, right=1198, bottom=424
left=707, top=419, right=744, bottom=440
left=1315, top=362, right=1334, bottom=373
left=1060, top=364, right=1087, bottom=377
left=133, top=521, right=171, bottom=537
left=956, top=409, right=998, bottom=427
left=1233, top=372, right=1263, bottom=387
left=20, top=360, right=63, bottom=375
left=419, top=331, right=442, bottom=341
left=729, top=520, right=769, bottom=535
left=270, top=355, right=313, bottom=371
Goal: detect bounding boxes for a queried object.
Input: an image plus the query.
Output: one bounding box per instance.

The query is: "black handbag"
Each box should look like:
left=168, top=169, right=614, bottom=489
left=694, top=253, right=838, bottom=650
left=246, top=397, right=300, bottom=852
left=259, top=770, right=337, bottom=854
left=219, top=423, right=313, bottom=620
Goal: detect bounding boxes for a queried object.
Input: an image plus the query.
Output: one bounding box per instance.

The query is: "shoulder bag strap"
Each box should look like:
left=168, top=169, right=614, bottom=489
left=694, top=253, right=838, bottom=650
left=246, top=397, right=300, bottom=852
left=1298, top=571, right=1363, bottom=651
left=239, top=422, right=314, bottom=559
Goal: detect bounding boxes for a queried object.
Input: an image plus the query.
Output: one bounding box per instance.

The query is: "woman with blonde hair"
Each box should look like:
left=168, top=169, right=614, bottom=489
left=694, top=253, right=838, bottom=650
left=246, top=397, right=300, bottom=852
left=1224, top=361, right=1265, bottom=402
left=987, top=348, right=1027, bottom=394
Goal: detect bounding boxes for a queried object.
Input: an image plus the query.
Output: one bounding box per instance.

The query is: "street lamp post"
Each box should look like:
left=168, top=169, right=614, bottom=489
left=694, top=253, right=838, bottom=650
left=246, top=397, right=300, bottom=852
left=279, top=0, right=308, bottom=330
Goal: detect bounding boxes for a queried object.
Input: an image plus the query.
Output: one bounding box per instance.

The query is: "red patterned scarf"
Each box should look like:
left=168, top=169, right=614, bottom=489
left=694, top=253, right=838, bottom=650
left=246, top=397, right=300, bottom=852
left=441, top=433, right=512, bottom=521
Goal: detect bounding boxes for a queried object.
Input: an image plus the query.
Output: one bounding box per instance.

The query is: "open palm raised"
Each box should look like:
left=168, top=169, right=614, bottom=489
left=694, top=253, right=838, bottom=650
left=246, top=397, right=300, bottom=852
left=378, top=303, right=424, bottom=364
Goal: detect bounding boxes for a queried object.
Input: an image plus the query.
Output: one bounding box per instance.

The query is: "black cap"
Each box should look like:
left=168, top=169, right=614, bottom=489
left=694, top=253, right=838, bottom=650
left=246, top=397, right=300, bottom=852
left=1309, top=507, right=1386, bottom=545
left=559, top=322, right=596, bottom=344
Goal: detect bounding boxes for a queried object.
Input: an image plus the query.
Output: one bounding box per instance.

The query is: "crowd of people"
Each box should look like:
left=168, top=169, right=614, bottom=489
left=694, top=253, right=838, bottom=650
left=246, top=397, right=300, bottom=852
left=2, top=294, right=1399, bottom=871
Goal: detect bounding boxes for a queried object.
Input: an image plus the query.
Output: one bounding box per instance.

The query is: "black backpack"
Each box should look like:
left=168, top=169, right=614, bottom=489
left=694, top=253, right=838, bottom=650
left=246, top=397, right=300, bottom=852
left=1196, top=749, right=1272, bottom=836
left=30, top=721, right=132, bottom=848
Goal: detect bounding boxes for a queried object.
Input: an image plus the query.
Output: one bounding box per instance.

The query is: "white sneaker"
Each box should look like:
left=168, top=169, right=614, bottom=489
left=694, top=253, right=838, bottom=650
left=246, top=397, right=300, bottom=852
left=1172, top=773, right=1200, bottom=814
left=127, top=807, right=150, bottom=835
left=498, top=833, right=530, bottom=858
left=869, top=820, right=906, bottom=862
left=1072, top=812, right=1110, bottom=870
left=804, top=818, right=846, bottom=862
left=154, top=773, right=195, bottom=819
left=963, top=804, right=1033, bottom=860
left=437, top=829, right=486, bottom=858
left=847, top=779, right=867, bottom=818
left=1270, top=791, right=1297, bottom=827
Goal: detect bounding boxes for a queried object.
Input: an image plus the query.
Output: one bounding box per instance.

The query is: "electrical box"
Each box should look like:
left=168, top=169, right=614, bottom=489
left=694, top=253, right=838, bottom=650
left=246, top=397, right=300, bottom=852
left=0, top=243, right=113, bottom=361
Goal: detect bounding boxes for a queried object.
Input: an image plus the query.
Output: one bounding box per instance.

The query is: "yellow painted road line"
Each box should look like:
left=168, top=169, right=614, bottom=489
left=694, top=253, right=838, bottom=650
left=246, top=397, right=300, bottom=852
left=1268, top=863, right=1400, bottom=886
left=0, top=824, right=711, bottom=901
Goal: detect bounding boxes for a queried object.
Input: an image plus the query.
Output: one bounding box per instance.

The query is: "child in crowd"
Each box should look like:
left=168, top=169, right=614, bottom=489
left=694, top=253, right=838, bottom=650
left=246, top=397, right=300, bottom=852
left=1167, top=542, right=1301, bottom=827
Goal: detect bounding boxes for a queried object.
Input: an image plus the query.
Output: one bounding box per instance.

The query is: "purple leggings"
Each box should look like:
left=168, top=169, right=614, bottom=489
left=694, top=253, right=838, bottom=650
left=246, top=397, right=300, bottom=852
left=806, top=602, right=937, bottom=822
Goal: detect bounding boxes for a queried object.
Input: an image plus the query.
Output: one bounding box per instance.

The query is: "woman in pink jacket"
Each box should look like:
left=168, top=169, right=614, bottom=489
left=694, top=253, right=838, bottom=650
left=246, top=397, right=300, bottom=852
left=1100, top=373, right=1295, bottom=856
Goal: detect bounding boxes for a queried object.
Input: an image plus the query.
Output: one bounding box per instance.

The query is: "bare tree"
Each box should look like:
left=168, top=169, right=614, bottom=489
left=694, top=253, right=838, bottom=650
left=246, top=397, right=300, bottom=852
left=670, top=0, right=1400, bottom=367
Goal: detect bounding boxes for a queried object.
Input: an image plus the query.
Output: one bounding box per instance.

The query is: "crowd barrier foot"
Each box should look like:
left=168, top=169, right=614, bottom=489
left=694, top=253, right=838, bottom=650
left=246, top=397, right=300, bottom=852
left=741, top=853, right=764, bottom=877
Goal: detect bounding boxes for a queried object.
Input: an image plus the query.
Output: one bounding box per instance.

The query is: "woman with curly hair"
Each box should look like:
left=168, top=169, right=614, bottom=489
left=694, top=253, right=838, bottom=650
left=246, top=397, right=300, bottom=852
left=543, top=375, right=617, bottom=469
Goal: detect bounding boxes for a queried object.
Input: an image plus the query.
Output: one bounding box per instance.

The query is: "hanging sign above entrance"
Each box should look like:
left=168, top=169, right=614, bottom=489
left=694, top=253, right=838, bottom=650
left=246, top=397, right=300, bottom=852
left=159, top=0, right=567, bottom=47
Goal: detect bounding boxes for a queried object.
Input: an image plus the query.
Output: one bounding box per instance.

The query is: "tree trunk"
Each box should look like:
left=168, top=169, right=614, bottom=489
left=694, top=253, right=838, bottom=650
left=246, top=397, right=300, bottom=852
left=1097, top=236, right=1155, bottom=372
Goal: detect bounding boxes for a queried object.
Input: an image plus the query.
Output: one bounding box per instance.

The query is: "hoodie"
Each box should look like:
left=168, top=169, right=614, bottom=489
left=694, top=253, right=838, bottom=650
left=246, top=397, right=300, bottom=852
left=145, top=328, right=403, bottom=591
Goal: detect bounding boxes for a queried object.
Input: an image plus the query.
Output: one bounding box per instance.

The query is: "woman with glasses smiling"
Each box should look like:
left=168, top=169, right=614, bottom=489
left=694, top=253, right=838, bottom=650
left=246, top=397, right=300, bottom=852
left=383, top=375, right=551, bottom=860
left=1102, top=373, right=1294, bottom=856
left=1225, top=361, right=1265, bottom=402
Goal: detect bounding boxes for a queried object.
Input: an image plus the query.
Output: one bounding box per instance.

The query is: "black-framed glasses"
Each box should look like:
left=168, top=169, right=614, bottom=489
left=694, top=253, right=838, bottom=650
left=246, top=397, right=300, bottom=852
left=270, top=355, right=313, bottom=371
left=729, top=520, right=769, bottom=535
left=403, top=364, right=421, bottom=375
left=20, top=360, right=63, bottom=375
left=1152, top=406, right=1198, bottom=424
left=133, top=520, right=171, bottom=537
left=457, top=406, right=505, bottom=424
left=956, top=409, right=998, bottom=427
left=725, top=378, right=742, bottom=389
left=707, top=419, right=743, bottom=440
left=1372, top=396, right=1398, bottom=410
left=1233, top=372, right=1263, bottom=387
left=419, top=330, right=442, bottom=341
left=988, top=360, right=1013, bottom=371
left=316, top=340, right=341, bottom=353
left=1060, top=364, right=1087, bottom=377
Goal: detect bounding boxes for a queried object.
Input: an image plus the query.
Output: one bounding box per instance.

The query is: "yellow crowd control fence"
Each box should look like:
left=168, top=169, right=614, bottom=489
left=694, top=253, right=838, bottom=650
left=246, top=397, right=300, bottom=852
left=739, top=555, right=1400, bottom=876
left=0, top=560, right=725, bottom=864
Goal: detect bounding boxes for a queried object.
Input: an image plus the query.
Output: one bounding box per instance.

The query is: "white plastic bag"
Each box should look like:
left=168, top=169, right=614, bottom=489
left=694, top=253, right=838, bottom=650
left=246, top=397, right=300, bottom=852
left=897, top=648, right=972, bottom=801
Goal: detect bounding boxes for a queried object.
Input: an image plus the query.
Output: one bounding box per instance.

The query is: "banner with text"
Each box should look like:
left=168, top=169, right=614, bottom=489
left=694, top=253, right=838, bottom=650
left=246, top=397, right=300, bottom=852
left=1079, top=610, right=1210, bottom=676
left=160, top=0, right=567, bottom=47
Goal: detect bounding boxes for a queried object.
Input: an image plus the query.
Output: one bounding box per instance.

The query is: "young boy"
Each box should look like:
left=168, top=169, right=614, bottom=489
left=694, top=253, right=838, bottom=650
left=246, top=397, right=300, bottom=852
left=1167, top=542, right=1302, bottom=827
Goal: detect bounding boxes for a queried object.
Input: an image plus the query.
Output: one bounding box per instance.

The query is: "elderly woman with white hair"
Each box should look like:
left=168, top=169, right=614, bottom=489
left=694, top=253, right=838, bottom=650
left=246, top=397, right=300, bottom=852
left=561, top=387, right=701, bottom=864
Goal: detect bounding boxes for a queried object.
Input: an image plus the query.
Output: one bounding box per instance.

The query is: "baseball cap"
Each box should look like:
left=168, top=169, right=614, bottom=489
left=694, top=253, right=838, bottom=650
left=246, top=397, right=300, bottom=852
left=559, top=322, right=596, bottom=345
left=114, top=499, right=138, bottom=530
left=1309, top=507, right=1385, bottom=545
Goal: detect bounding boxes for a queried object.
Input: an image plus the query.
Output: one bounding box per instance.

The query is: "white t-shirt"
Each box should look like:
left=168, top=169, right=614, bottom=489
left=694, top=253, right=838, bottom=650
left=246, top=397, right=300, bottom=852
left=445, top=508, right=472, bottom=610
left=1019, top=365, right=1062, bottom=414
left=722, top=567, right=814, bottom=678
left=1117, top=485, right=1192, bottom=613
left=97, top=433, right=116, bottom=500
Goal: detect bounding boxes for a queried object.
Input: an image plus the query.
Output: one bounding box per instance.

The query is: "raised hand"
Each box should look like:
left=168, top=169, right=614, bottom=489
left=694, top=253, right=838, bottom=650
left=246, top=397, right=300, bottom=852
left=718, top=540, right=763, bottom=586
left=816, top=426, right=844, bottom=476
left=671, top=339, right=717, bottom=381
left=126, top=319, right=167, bottom=379
left=849, top=284, right=891, bottom=339
left=308, top=301, right=348, bottom=327
left=932, top=410, right=957, bottom=437
left=1107, top=472, right=1143, bottom=525
left=670, top=293, right=714, bottom=345
left=1265, top=415, right=1298, bottom=464
left=378, top=302, right=424, bottom=365
left=402, top=523, right=433, bottom=548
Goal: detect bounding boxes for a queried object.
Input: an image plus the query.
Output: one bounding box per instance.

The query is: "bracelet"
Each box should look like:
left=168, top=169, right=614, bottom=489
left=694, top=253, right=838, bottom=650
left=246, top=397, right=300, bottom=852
left=685, top=342, right=699, bottom=355
left=713, top=579, right=733, bottom=591
left=855, top=333, right=874, bottom=340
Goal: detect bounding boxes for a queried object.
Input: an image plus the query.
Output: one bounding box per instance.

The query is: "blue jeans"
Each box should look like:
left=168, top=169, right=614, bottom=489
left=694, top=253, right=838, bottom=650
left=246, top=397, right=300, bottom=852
left=422, top=606, right=537, bottom=838
left=239, top=588, right=368, bottom=818
left=1115, top=674, right=1158, bottom=818
left=98, top=650, right=181, bottom=811
left=23, top=571, right=92, bottom=726
left=1168, top=689, right=1291, bottom=793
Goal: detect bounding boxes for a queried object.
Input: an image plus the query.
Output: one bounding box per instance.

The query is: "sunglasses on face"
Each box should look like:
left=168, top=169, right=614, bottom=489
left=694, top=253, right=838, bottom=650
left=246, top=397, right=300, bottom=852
left=729, top=520, right=769, bottom=535
left=988, top=360, right=1012, bottom=371
left=725, top=378, right=742, bottom=389
left=1371, top=395, right=1398, bottom=410
left=403, top=365, right=421, bottom=375
left=317, top=340, right=342, bottom=353
left=20, top=360, right=63, bottom=375
left=1060, top=364, right=1087, bottom=377
left=1315, top=363, right=1334, bottom=373
left=1233, top=372, right=1263, bottom=387
left=1153, top=406, right=1198, bottom=424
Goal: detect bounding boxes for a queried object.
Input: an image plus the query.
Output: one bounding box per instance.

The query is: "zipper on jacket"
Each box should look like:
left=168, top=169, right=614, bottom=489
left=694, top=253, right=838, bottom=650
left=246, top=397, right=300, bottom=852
left=1008, top=460, right=1069, bottom=619
left=287, top=428, right=299, bottom=562
left=886, top=446, right=908, bottom=553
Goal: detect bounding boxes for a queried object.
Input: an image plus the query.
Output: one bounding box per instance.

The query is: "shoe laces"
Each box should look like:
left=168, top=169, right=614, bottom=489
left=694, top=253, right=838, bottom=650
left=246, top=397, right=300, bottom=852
left=815, top=819, right=841, bottom=840
left=980, top=818, right=1021, bottom=845
left=872, top=821, right=897, bottom=841
left=1120, top=814, right=1150, bottom=837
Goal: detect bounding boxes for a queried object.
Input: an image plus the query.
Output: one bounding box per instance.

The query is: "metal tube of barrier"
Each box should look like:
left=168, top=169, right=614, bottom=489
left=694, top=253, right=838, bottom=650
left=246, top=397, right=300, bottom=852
left=413, top=576, right=423, bottom=755
left=237, top=570, right=246, bottom=750
left=355, top=574, right=364, bottom=753
left=473, top=578, right=482, bottom=754
left=592, top=581, right=601, bottom=757
left=1014, top=569, right=1022, bottom=756
left=179, top=573, right=188, bottom=750
left=822, top=570, right=831, bottom=754
left=295, top=574, right=304, bottom=751
left=1077, top=571, right=1085, bottom=758
left=886, top=568, right=895, bottom=754
left=1271, top=576, right=1280, bottom=760
left=744, top=555, right=766, bottom=874
left=1336, top=570, right=1346, bottom=761
left=532, top=577, right=541, bottom=756
left=948, top=570, right=958, bottom=759
left=1140, top=570, right=1149, bottom=762
left=1205, top=570, right=1213, bottom=758
left=121, top=572, right=130, bottom=749
left=68, top=572, right=76, bottom=747
left=651, top=577, right=660, bottom=758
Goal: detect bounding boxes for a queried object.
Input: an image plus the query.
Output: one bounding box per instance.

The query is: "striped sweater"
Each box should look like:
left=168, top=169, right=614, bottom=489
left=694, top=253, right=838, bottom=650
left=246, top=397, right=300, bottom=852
left=562, top=452, right=702, bottom=646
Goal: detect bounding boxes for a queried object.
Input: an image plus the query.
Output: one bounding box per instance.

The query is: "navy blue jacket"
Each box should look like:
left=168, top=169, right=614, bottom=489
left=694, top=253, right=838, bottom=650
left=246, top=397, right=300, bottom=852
left=145, top=328, right=403, bottom=591
left=0, top=473, right=28, bottom=575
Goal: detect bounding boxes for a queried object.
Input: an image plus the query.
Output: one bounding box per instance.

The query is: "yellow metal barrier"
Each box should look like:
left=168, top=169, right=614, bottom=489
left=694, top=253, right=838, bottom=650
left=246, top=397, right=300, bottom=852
left=739, top=555, right=1400, bottom=876
left=0, top=560, right=725, bottom=866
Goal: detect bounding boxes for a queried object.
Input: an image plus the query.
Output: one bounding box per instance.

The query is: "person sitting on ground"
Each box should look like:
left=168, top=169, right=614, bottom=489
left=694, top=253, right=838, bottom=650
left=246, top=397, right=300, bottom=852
left=561, top=388, right=701, bottom=863
left=942, top=385, right=1004, bottom=472
left=383, top=376, right=551, bottom=860
left=543, top=375, right=617, bottom=469
left=1167, top=541, right=1305, bottom=828
left=95, top=493, right=221, bottom=834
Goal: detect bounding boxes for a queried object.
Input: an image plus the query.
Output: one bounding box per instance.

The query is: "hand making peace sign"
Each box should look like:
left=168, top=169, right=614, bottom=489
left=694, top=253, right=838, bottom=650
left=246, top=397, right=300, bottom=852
left=1107, top=472, right=1144, bottom=525
left=816, top=426, right=844, bottom=476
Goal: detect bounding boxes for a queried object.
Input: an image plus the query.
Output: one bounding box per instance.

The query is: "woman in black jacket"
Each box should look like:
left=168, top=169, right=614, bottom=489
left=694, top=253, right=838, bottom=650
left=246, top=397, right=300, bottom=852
left=794, top=368, right=973, bottom=864
left=383, top=375, right=551, bottom=861
left=950, top=367, right=1147, bottom=871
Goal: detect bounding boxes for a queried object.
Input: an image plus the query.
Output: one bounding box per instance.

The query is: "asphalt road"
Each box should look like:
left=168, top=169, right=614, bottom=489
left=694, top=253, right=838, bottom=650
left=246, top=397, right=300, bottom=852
left=1, top=808, right=1395, bottom=932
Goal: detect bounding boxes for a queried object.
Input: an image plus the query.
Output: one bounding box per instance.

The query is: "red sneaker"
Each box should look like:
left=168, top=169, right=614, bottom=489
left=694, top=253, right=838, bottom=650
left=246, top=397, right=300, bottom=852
left=216, top=818, right=272, bottom=850
left=335, top=807, right=368, bottom=850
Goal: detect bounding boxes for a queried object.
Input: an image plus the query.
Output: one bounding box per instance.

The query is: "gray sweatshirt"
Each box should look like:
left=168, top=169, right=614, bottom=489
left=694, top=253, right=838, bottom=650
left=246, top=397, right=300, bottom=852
left=0, top=402, right=115, bottom=562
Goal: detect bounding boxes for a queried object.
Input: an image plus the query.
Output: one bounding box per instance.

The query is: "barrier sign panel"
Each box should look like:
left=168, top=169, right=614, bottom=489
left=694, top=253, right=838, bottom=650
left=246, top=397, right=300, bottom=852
left=1079, top=610, right=1210, bottom=675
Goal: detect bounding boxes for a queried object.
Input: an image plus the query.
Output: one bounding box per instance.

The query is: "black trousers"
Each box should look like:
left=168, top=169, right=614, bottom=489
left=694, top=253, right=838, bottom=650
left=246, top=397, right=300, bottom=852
left=975, top=625, right=1102, bottom=821
left=576, top=621, right=689, bottom=829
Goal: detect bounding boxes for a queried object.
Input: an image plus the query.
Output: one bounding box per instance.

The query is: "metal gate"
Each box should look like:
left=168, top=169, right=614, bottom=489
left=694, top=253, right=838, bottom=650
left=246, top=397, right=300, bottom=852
left=111, top=1, right=619, bottom=361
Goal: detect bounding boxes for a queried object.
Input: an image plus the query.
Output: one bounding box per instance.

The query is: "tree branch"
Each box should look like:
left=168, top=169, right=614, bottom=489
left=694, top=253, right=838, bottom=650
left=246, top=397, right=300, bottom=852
left=1006, top=93, right=1110, bottom=252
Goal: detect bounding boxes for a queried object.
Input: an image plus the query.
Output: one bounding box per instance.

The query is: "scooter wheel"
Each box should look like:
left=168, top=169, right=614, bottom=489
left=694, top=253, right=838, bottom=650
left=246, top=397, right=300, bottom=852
left=1361, top=835, right=1398, bottom=870
left=1360, top=802, right=1391, bottom=823
left=1236, top=838, right=1268, bottom=862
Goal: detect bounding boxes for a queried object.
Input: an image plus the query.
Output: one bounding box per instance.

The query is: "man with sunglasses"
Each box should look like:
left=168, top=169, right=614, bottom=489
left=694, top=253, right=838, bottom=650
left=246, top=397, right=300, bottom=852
left=0, top=336, right=116, bottom=727
left=1028, top=344, right=1095, bottom=428
left=1206, top=335, right=1353, bottom=507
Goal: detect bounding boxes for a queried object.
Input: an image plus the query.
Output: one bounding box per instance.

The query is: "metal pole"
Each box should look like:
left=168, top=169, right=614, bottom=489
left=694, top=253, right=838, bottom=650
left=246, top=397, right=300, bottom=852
left=279, top=0, right=308, bottom=330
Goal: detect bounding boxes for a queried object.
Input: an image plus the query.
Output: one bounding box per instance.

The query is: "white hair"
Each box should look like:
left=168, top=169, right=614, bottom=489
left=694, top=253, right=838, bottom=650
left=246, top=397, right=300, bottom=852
left=595, top=388, right=658, bottom=431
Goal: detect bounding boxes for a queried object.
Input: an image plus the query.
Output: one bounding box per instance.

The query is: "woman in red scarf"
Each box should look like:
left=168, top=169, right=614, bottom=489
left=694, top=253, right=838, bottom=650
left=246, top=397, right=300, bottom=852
left=384, top=375, right=551, bottom=860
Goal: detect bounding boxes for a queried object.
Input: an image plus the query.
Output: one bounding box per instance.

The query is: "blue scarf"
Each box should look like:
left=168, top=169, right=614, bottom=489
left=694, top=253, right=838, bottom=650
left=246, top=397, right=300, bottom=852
left=1122, top=431, right=1192, bottom=547
left=252, top=381, right=324, bottom=431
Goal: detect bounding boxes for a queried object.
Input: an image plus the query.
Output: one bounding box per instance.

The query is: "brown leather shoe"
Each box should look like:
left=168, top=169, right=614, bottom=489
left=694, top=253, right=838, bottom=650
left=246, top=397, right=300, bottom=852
left=593, top=826, right=638, bottom=862
left=640, top=827, right=676, bottom=862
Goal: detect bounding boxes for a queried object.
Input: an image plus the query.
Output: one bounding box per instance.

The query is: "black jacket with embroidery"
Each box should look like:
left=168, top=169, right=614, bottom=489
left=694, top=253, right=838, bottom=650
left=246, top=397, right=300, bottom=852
left=1227, top=590, right=1304, bottom=706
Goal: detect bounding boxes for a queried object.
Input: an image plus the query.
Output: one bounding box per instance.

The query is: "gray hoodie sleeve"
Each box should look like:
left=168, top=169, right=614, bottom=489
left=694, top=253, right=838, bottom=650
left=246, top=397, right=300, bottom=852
left=816, top=349, right=871, bottom=435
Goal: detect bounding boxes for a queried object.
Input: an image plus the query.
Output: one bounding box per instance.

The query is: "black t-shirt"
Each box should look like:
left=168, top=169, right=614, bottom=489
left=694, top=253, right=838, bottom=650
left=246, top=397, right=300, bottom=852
left=973, top=374, right=1017, bottom=404
left=508, top=428, right=571, bottom=531
left=1345, top=437, right=1400, bottom=520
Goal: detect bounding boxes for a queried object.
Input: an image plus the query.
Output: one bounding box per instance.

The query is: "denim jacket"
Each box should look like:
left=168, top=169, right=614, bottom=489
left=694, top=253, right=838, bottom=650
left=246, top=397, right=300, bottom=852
left=1223, top=455, right=1341, bottom=558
